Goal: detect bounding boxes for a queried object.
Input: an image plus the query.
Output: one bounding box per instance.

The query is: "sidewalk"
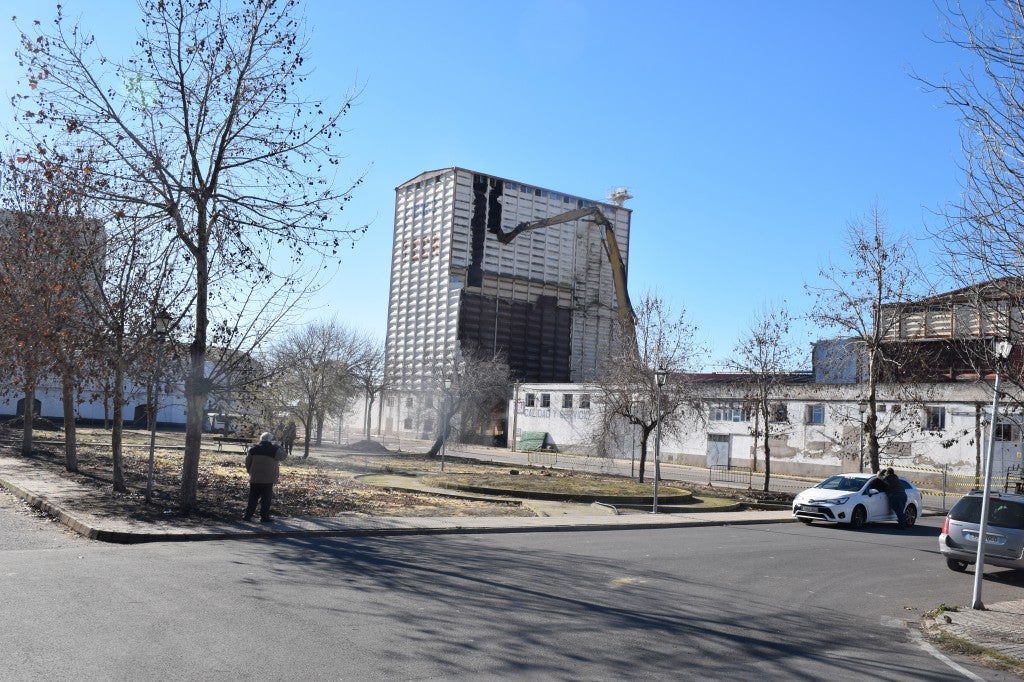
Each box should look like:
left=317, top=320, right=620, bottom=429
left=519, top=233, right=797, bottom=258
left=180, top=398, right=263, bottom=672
left=1, top=454, right=1022, bottom=675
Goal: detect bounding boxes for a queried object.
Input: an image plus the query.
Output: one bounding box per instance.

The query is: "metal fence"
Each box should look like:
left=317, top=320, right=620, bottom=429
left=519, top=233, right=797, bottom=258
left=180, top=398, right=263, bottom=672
left=708, top=464, right=753, bottom=487
left=893, top=464, right=1024, bottom=511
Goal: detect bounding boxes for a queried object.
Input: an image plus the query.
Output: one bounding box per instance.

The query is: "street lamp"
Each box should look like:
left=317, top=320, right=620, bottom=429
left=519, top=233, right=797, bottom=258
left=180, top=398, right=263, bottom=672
left=858, top=400, right=868, bottom=473
left=441, top=377, right=452, bottom=472
left=653, top=365, right=668, bottom=513
left=145, top=309, right=172, bottom=503
left=972, top=338, right=1013, bottom=610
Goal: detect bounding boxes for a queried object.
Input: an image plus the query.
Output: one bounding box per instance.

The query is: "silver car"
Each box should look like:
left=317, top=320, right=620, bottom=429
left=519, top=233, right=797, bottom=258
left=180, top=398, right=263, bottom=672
left=939, top=491, right=1024, bottom=573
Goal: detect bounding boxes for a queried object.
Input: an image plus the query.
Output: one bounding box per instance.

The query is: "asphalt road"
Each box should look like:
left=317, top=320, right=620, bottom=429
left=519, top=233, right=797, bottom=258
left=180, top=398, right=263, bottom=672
left=2, top=487, right=1022, bottom=681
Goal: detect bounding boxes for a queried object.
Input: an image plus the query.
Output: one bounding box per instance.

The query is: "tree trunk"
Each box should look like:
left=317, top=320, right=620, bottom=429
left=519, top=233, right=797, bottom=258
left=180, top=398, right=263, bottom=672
left=182, top=384, right=206, bottom=512
left=975, top=403, right=982, bottom=485
left=761, top=403, right=771, bottom=493
left=112, top=363, right=126, bottom=492
left=302, top=407, right=314, bottom=458
left=364, top=393, right=373, bottom=440
left=637, top=432, right=650, bottom=483
left=61, top=369, right=78, bottom=472
left=20, top=381, right=35, bottom=457
left=751, top=405, right=761, bottom=473
left=181, top=239, right=211, bottom=513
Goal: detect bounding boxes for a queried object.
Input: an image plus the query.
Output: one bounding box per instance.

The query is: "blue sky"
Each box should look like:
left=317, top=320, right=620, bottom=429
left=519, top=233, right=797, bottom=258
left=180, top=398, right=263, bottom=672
left=1, top=1, right=973, bottom=369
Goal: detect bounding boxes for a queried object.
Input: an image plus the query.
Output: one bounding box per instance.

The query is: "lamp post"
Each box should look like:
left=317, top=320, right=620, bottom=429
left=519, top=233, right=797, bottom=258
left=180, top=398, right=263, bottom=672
left=653, top=366, right=668, bottom=513
left=145, top=309, right=172, bottom=503
left=441, top=378, right=452, bottom=472
left=858, top=400, right=867, bottom=473
left=972, top=338, right=1013, bottom=610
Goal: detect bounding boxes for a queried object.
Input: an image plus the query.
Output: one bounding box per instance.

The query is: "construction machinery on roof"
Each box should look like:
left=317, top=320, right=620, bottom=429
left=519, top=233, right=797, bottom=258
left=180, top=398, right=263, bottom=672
left=495, top=205, right=636, bottom=344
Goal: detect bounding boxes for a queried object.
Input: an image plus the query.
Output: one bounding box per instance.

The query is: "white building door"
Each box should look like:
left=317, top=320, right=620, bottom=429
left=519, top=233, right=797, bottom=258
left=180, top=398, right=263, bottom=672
left=707, top=434, right=730, bottom=467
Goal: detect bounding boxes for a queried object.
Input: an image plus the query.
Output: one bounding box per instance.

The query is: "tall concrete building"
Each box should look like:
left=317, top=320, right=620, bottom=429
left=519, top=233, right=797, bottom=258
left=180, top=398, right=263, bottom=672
left=384, top=167, right=632, bottom=401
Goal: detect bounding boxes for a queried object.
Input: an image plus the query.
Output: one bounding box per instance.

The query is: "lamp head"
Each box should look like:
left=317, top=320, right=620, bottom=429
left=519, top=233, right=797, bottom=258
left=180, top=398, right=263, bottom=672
left=655, top=366, right=668, bottom=387
left=994, top=338, right=1013, bottom=361
left=154, top=309, right=171, bottom=335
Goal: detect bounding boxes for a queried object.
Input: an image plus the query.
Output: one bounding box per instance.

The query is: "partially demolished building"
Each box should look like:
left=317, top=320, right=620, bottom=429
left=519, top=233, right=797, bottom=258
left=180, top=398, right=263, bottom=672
left=381, top=167, right=632, bottom=438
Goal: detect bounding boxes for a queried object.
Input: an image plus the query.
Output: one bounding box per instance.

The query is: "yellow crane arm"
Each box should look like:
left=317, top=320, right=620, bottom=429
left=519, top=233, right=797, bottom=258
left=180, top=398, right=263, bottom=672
left=496, top=206, right=636, bottom=340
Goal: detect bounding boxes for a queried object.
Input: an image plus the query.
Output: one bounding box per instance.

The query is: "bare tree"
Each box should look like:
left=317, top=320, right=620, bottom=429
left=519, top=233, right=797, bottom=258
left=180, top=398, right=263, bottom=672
left=270, top=320, right=362, bottom=459
left=922, top=2, right=1024, bottom=398
left=13, top=0, right=365, bottom=511
left=727, top=304, right=802, bottom=491
left=350, top=336, right=386, bottom=441
left=595, top=294, right=705, bottom=483
left=0, top=151, right=103, bottom=466
left=427, top=345, right=511, bottom=458
left=806, top=206, right=921, bottom=473
left=77, top=215, right=181, bottom=491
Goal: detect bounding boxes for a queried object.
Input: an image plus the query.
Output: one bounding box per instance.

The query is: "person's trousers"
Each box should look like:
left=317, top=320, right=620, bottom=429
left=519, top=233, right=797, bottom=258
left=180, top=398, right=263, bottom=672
left=245, top=482, right=274, bottom=520
left=888, top=491, right=907, bottom=526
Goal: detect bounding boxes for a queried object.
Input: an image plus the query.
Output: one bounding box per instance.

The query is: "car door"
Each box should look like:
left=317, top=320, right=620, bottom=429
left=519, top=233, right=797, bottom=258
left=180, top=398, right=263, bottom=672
left=861, top=480, right=891, bottom=521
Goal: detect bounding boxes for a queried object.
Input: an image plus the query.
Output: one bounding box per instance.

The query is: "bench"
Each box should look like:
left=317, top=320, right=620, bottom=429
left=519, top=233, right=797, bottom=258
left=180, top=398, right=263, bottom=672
left=211, top=435, right=251, bottom=452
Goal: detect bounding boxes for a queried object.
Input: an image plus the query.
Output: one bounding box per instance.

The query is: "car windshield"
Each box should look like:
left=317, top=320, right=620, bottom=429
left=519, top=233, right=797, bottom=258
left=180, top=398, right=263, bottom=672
left=949, top=497, right=1024, bottom=530
left=816, top=476, right=865, bottom=492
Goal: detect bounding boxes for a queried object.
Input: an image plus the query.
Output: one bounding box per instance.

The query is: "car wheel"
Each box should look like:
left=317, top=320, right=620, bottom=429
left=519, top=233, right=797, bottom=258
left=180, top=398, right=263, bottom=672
left=799, top=518, right=813, bottom=525
left=903, top=505, right=917, bottom=528
left=849, top=506, right=867, bottom=529
left=946, top=558, right=969, bottom=573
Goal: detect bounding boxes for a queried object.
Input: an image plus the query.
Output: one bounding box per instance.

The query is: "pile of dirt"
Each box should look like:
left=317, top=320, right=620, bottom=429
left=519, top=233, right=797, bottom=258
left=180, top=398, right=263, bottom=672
left=343, top=439, right=392, bottom=454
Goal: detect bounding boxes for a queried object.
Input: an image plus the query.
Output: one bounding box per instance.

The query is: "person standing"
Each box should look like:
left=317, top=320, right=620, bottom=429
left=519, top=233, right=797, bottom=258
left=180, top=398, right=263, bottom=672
left=282, top=420, right=297, bottom=457
left=882, top=467, right=908, bottom=528
left=244, top=432, right=287, bottom=523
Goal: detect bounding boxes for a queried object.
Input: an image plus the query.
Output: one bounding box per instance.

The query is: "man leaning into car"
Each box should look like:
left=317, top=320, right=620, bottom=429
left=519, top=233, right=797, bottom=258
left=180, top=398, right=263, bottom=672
left=882, top=467, right=907, bottom=528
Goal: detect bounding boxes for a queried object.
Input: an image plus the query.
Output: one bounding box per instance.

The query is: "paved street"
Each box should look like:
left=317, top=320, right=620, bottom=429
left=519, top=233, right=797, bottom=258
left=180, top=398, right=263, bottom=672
left=2, top=486, right=1022, bottom=681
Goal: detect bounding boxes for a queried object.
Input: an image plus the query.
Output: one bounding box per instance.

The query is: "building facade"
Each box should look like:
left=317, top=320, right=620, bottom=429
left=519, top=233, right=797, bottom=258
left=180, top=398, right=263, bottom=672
left=508, top=377, right=1021, bottom=483
left=381, top=168, right=632, bottom=438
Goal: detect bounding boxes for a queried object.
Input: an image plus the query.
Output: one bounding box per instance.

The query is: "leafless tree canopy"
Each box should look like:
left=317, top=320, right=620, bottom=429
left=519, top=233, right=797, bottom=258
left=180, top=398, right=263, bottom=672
left=12, top=0, right=365, bottom=510
left=267, top=320, right=370, bottom=457
left=424, top=344, right=511, bottom=457
left=924, top=2, right=1024, bottom=287
left=594, top=294, right=705, bottom=482
left=727, top=303, right=802, bottom=490
left=806, top=207, right=924, bottom=473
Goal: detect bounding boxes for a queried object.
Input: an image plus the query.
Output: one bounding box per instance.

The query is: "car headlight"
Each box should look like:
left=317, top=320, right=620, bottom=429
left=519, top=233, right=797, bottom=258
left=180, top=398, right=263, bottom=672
left=815, top=497, right=849, bottom=505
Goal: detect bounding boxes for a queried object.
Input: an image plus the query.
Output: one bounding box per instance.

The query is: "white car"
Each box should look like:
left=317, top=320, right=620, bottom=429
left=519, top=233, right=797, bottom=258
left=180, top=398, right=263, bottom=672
left=792, top=473, right=922, bottom=529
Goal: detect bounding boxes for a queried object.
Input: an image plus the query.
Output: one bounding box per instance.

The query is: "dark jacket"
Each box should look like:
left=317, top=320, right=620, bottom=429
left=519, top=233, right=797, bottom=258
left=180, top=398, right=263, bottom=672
left=885, top=474, right=906, bottom=496
left=245, top=441, right=286, bottom=484
left=867, top=476, right=888, bottom=494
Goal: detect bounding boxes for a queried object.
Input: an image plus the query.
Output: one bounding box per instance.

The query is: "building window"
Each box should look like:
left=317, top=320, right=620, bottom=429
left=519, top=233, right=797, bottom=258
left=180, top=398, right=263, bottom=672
left=525, top=393, right=536, bottom=408
left=580, top=394, right=591, bottom=409
left=712, top=403, right=750, bottom=422
left=805, top=404, right=825, bottom=425
left=386, top=396, right=394, bottom=407
left=771, top=403, right=788, bottom=423
left=563, top=394, right=573, bottom=409
left=995, top=423, right=1014, bottom=441
left=403, top=417, right=413, bottom=429
left=406, top=397, right=413, bottom=408
left=423, top=419, right=434, bottom=434
left=925, top=407, right=946, bottom=431
left=425, top=396, right=434, bottom=408
left=541, top=393, right=551, bottom=408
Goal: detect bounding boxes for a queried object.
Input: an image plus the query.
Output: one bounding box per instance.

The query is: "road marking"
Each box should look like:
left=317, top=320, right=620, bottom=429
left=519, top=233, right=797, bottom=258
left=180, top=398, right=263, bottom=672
left=903, top=623, right=985, bottom=681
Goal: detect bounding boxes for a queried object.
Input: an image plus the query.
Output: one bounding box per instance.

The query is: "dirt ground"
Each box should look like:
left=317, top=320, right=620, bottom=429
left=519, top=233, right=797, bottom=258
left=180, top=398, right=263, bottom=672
left=2, top=434, right=538, bottom=524
left=2, top=430, right=793, bottom=525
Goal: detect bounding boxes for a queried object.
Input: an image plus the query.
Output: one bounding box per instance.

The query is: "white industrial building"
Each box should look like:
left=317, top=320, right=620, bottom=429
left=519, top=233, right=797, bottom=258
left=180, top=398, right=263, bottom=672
left=507, top=376, right=1022, bottom=485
